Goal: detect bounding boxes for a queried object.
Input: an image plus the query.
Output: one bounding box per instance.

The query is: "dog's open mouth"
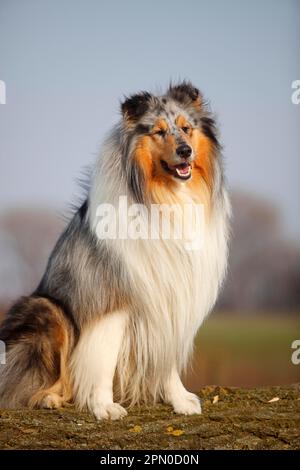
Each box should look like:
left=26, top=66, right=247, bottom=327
left=160, top=160, right=192, bottom=180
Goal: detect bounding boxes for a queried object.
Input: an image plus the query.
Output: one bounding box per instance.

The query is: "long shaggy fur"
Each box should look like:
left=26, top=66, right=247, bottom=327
left=0, top=81, right=231, bottom=416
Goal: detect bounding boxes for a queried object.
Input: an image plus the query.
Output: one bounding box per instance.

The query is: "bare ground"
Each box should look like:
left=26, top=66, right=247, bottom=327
left=0, top=384, right=299, bottom=450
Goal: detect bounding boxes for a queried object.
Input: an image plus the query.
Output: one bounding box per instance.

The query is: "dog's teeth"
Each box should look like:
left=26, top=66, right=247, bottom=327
left=176, top=167, right=191, bottom=176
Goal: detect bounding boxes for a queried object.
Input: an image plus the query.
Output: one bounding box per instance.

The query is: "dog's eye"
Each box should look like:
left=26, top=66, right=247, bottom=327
left=155, top=129, right=166, bottom=136
left=182, top=126, right=190, bottom=134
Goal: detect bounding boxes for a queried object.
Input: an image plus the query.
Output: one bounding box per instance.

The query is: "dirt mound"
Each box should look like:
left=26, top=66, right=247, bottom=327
left=0, top=385, right=299, bottom=450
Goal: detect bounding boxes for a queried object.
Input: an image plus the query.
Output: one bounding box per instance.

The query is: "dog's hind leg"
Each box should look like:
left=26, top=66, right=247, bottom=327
left=29, top=326, right=73, bottom=409
left=71, top=310, right=128, bottom=420
left=0, top=296, right=74, bottom=409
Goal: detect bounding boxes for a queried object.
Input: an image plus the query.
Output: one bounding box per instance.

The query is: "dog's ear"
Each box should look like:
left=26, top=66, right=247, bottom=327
left=167, top=81, right=202, bottom=109
left=121, top=92, right=153, bottom=122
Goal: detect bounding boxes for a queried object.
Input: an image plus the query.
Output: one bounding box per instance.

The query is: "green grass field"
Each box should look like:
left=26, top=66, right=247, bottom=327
left=185, top=314, right=300, bottom=390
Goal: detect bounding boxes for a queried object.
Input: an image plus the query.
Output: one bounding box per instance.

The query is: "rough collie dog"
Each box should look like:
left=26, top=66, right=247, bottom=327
left=0, top=82, right=230, bottom=419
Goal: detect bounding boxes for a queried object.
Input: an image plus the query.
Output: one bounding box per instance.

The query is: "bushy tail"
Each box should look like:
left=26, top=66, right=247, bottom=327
left=0, top=296, right=74, bottom=408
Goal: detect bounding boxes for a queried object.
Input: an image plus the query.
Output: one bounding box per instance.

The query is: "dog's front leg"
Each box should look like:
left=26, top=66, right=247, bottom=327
left=163, top=367, right=202, bottom=415
left=71, top=310, right=128, bottom=420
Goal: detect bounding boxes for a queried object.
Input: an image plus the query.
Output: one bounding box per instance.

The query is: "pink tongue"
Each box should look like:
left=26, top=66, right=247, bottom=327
left=179, top=166, right=189, bottom=174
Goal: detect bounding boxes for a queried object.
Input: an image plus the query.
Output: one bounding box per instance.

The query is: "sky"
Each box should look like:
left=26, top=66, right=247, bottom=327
left=0, top=0, right=299, bottom=238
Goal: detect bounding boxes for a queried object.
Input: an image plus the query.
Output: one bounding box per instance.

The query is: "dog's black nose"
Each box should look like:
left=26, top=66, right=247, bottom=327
left=176, top=144, right=192, bottom=159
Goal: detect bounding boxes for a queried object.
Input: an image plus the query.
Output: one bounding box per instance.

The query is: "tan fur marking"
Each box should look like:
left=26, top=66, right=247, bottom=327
left=191, top=129, right=214, bottom=190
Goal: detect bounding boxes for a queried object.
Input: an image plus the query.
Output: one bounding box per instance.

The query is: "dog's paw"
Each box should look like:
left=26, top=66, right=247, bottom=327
left=38, top=393, right=64, bottom=409
left=172, top=392, right=202, bottom=415
left=91, top=402, right=128, bottom=421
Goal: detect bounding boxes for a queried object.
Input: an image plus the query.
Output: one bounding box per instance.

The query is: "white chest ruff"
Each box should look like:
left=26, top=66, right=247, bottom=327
left=90, top=173, right=230, bottom=404
left=113, top=194, right=229, bottom=374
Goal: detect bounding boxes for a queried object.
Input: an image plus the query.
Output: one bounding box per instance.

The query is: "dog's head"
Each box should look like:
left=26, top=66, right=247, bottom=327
left=121, top=82, right=221, bottom=202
